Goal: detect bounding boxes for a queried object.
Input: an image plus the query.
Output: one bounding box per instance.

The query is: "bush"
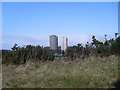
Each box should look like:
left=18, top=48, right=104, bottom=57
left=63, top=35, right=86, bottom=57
left=2, top=44, right=55, bottom=65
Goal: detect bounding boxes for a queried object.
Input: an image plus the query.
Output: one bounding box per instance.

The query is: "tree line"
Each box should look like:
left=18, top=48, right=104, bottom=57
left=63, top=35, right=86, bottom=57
left=66, top=34, right=120, bottom=60
left=2, top=34, right=120, bottom=65
left=2, top=45, right=55, bottom=65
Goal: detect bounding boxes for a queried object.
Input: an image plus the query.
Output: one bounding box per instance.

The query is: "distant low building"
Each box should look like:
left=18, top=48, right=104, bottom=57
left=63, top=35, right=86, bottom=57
left=44, top=46, right=50, bottom=50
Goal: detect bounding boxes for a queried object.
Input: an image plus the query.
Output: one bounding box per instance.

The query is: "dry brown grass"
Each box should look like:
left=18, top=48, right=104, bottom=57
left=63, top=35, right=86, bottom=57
left=2, top=55, right=119, bottom=88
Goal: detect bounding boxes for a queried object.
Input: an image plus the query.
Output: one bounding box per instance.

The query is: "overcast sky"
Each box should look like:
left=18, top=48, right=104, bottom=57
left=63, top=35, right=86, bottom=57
left=2, top=2, right=118, bottom=49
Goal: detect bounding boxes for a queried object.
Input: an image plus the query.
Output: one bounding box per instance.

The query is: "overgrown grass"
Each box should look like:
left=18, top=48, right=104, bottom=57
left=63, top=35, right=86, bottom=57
left=2, top=55, right=118, bottom=88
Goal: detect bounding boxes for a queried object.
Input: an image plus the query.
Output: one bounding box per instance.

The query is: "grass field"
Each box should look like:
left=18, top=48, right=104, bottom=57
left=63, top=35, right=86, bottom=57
left=2, top=55, right=119, bottom=88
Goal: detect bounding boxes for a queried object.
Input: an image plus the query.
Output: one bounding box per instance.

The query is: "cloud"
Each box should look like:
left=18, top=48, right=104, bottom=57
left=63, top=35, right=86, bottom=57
left=3, top=34, right=91, bottom=49
left=63, top=34, right=112, bottom=46
left=2, top=34, right=49, bottom=49
left=3, top=34, right=48, bottom=42
left=65, top=34, right=92, bottom=46
left=2, top=34, right=114, bottom=49
left=2, top=35, right=47, bottom=41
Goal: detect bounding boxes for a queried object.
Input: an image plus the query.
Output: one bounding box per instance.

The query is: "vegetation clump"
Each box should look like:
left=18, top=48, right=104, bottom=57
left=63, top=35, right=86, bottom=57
left=2, top=34, right=120, bottom=65
left=66, top=34, right=120, bottom=60
left=2, top=45, right=55, bottom=65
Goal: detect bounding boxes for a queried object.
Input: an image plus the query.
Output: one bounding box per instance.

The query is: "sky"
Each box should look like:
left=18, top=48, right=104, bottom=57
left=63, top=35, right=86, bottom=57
left=0, top=2, right=2, bottom=50
left=2, top=2, right=118, bottom=49
left=1, top=0, right=120, bottom=2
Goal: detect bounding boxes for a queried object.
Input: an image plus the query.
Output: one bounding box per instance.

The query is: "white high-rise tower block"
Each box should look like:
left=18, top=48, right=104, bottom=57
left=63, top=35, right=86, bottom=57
left=61, top=37, right=68, bottom=52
